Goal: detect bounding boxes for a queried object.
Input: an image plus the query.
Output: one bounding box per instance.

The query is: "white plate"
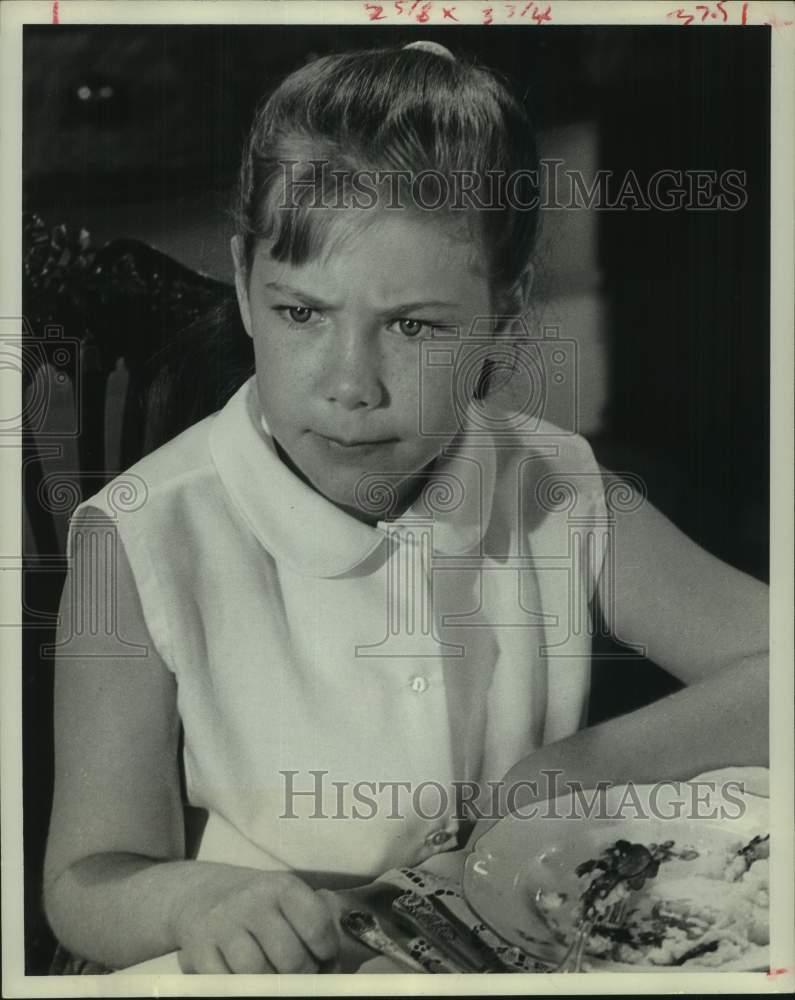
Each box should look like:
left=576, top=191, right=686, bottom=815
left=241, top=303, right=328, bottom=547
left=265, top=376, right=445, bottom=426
left=463, top=780, right=769, bottom=972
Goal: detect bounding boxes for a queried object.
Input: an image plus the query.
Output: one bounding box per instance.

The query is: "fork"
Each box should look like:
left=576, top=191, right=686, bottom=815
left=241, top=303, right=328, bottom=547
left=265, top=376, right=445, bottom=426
left=554, top=898, right=628, bottom=973
left=340, top=909, right=430, bottom=973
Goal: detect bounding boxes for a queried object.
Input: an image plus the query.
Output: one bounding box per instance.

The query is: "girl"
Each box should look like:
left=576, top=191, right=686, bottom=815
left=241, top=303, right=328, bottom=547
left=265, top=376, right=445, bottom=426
left=43, top=41, right=768, bottom=974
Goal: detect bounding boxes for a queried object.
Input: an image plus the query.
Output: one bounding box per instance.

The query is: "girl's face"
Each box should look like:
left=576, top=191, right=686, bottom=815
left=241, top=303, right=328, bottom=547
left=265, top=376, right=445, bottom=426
left=232, top=210, right=493, bottom=524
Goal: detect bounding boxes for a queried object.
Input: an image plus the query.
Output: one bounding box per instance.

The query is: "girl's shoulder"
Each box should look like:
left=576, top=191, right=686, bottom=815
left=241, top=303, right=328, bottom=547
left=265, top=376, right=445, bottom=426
left=480, top=396, right=606, bottom=514
left=481, top=395, right=600, bottom=465
left=81, top=414, right=221, bottom=514
left=121, top=411, right=218, bottom=491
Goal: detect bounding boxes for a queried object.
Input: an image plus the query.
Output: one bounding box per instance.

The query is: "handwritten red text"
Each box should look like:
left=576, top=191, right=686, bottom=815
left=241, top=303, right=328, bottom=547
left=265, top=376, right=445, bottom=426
left=361, top=1, right=553, bottom=25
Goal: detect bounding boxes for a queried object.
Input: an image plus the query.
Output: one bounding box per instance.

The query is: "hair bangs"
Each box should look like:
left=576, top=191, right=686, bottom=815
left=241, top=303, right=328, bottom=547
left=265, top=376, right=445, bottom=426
left=236, top=45, right=540, bottom=297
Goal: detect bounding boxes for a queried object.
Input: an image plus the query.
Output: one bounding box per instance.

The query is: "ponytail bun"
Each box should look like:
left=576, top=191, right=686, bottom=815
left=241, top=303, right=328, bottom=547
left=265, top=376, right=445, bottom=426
left=403, top=40, right=456, bottom=60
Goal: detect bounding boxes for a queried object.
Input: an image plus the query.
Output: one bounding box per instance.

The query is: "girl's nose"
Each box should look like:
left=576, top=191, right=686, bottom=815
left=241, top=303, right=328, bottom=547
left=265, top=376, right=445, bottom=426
left=323, top=329, right=385, bottom=410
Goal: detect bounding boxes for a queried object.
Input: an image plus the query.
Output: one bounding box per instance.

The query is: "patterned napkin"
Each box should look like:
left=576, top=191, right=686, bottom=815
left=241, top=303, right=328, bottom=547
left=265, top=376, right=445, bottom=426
left=369, top=866, right=549, bottom=972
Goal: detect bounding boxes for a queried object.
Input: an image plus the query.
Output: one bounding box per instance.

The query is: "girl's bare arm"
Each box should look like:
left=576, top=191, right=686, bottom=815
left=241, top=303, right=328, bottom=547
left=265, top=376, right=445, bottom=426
left=482, top=652, right=767, bottom=823
left=44, top=512, right=196, bottom=966
left=43, top=515, right=337, bottom=971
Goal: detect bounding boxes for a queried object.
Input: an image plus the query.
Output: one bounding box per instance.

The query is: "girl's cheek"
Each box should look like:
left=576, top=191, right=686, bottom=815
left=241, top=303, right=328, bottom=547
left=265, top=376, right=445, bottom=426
left=413, top=352, right=467, bottom=436
left=252, top=329, right=305, bottom=384
left=384, top=357, right=422, bottom=419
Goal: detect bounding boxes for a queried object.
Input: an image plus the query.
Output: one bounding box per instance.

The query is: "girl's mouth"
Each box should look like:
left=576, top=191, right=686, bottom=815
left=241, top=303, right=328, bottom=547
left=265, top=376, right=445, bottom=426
left=313, top=432, right=398, bottom=456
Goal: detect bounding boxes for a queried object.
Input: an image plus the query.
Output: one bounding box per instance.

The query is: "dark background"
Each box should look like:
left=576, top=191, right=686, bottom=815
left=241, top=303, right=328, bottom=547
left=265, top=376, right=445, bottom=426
left=22, top=24, right=770, bottom=973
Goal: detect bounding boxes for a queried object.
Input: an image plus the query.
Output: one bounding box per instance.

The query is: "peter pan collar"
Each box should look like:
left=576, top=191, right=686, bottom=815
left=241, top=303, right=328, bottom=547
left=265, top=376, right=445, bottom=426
left=209, top=377, right=496, bottom=578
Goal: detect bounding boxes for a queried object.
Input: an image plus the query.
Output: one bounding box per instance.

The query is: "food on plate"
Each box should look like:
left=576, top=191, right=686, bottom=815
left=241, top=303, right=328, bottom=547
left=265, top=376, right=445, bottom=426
left=535, top=834, right=769, bottom=968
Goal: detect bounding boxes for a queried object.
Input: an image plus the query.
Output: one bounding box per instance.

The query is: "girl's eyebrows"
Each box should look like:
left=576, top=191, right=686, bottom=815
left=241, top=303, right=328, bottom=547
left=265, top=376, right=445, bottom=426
left=263, top=281, right=332, bottom=308
left=387, top=300, right=460, bottom=314
left=263, top=281, right=459, bottom=314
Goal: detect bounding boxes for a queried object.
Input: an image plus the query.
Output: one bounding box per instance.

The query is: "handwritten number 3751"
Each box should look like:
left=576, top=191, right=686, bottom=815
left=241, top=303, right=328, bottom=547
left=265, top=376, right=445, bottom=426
left=668, top=2, right=728, bottom=25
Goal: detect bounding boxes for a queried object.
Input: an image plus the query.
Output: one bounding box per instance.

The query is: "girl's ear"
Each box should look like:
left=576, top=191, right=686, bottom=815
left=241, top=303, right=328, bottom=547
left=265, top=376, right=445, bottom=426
left=494, top=264, right=534, bottom=334
left=230, top=235, right=253, bottom=339
left=486, top=265, right=535, bottom=396
left=512, top=263, right=534, bottom=315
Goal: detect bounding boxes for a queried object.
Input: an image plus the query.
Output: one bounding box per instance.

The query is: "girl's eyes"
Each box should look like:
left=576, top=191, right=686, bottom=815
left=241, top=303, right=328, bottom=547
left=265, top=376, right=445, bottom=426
left=271, top=306, right=321, bottom=330
left=273, top=307, right=436, bottom=339
left=395, top=318, right=425, bottom=338
left=285, top=305, right=314, bottom=325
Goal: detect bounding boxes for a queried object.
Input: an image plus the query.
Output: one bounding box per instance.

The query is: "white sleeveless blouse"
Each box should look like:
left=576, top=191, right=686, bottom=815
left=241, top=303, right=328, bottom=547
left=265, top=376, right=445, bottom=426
left=67, top=376, right=608, bottom=878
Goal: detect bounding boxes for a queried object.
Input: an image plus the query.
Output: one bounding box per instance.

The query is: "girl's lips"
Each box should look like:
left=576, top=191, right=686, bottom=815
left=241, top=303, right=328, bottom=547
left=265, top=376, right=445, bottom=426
left=312, top=431, right=398, bottom=456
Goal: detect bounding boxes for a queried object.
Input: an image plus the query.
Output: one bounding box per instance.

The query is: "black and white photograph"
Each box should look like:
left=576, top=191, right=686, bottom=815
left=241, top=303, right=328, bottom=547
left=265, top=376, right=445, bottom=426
left=1, top=0, right=793, bottom=993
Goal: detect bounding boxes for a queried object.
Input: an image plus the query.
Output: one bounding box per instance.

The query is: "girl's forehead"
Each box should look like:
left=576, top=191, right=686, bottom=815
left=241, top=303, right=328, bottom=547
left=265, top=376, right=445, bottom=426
left=255, top=207, right=490, bottom=295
